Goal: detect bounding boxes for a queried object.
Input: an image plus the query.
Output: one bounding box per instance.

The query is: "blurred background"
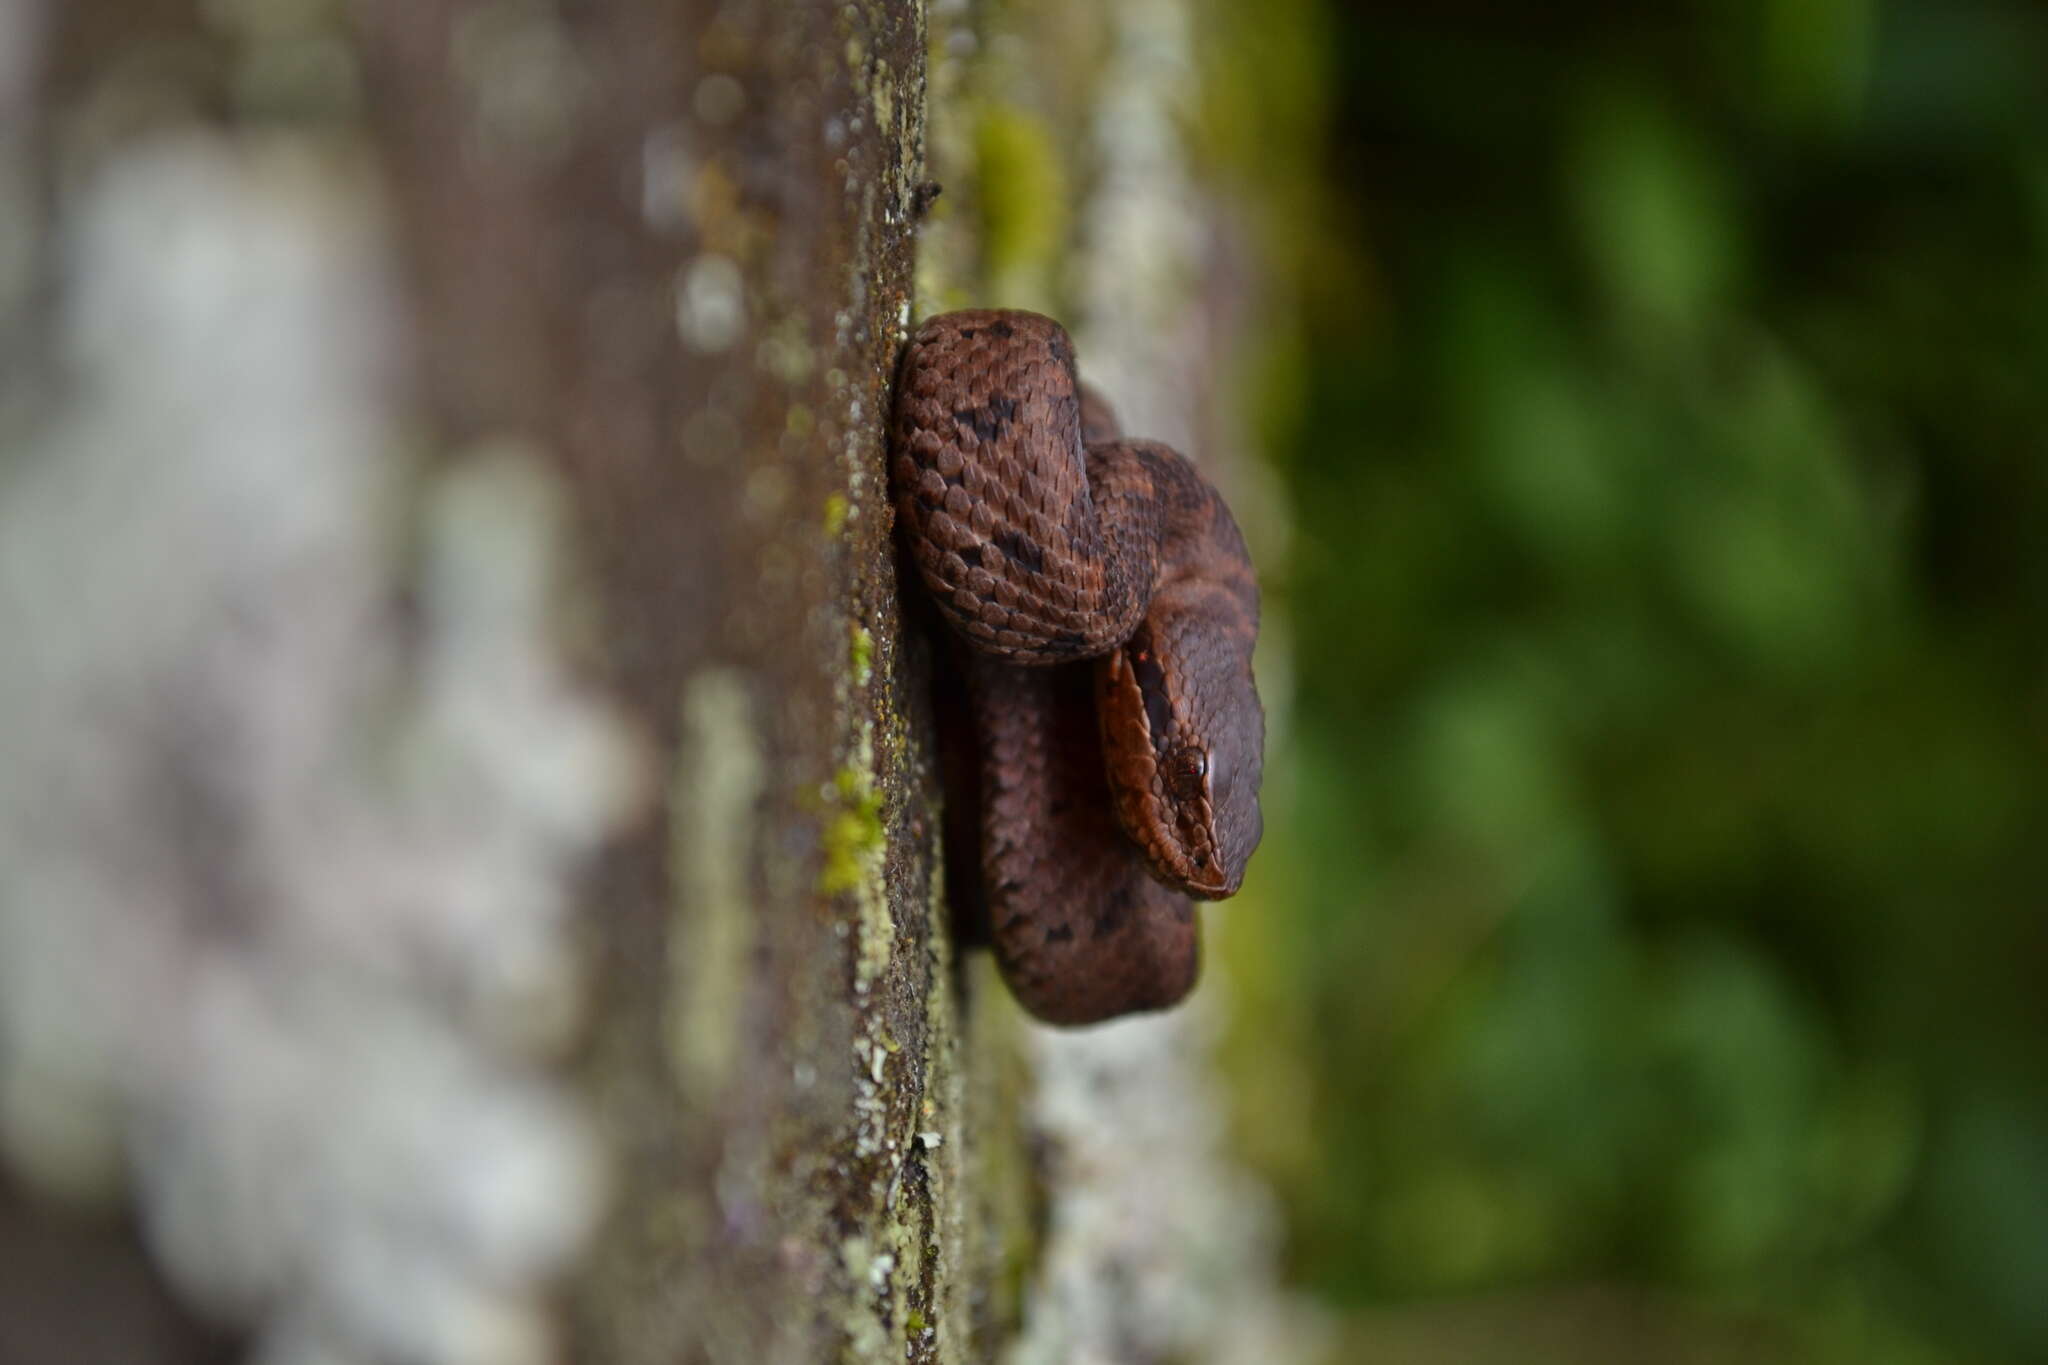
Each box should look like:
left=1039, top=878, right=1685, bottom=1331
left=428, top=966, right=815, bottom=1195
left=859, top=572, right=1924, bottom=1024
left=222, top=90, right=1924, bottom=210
left=1179, top=2, right=2048, bottom=1361
left=6, top=0, right=2044, bottom=1360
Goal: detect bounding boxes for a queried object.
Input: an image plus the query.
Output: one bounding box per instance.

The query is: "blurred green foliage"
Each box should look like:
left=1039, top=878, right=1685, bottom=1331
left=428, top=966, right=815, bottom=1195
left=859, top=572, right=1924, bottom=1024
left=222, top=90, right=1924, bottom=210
left=1203, top=1, right=2048, bottom=1360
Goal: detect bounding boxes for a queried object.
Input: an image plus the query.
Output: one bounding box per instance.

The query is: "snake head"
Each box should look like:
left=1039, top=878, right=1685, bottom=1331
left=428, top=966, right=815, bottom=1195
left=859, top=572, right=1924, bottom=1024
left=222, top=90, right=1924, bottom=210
left=1097, top=584, right=1265, bottom=899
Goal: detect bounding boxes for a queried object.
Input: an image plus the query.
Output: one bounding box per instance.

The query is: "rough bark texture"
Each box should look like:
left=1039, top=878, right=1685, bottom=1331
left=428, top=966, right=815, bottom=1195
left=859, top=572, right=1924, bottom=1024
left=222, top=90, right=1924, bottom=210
left=353, top=2, right=986, bottom=1359
left=0, top=1, right=1308, bottom=1362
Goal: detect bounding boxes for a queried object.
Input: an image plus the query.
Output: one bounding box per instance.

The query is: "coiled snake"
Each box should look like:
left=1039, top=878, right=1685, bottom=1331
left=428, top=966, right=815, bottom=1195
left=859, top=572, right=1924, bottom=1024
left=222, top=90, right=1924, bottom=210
left=891, top=310, right=1265, bottom=1025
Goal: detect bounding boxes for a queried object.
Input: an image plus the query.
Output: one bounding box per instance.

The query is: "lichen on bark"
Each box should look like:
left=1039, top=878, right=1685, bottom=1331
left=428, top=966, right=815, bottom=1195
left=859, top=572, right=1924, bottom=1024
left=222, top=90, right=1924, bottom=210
left=0, top=0, right=1313, bottom=1361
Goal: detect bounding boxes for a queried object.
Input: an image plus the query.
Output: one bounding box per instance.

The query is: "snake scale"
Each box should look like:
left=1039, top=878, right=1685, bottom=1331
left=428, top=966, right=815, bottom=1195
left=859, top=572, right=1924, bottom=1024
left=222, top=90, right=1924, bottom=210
left=890, top=310, right=1265, bottom=1025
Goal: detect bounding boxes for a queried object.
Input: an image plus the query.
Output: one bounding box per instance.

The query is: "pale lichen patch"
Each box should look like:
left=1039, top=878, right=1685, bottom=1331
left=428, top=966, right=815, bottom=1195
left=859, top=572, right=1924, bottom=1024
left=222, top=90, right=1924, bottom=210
left=676, top=252, right=746, bottom=352
left=668, top=668, right=766, bottom=1098
left=0, top=131, right=635, bottom=1365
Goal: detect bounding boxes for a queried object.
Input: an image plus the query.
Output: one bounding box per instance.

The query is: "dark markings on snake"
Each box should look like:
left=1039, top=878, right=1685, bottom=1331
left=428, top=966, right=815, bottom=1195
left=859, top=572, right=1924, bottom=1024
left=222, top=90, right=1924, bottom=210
left=953, top=396, right=1018, bottom=444
left=993, top=527, right=1045, bottom=574
left=1093, top=882, right=1135, bottom=937
left=889, top=307, right=1265, bottom=1027
left=1131, top=641, right=1175, bottom=758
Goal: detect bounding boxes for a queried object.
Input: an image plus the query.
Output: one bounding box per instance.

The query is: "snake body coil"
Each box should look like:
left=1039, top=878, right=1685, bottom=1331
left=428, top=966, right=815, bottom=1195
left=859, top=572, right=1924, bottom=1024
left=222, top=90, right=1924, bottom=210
left=891, top=310, right=1265, bottom=1025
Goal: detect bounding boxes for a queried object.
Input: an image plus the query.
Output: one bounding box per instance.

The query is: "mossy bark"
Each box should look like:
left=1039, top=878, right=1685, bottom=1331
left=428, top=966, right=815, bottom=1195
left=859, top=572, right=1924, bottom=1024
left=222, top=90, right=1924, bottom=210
left=1, top=3, right=1307, bottom=1363
left=1, top=1, right=1027, bottom=1362
left=351, top=2, right=1020, bottom=1361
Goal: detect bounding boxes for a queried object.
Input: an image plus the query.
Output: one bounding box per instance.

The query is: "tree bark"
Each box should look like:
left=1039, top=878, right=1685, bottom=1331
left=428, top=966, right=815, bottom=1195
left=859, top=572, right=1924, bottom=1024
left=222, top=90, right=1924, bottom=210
left=0, top=1, right=1308, bottom=1362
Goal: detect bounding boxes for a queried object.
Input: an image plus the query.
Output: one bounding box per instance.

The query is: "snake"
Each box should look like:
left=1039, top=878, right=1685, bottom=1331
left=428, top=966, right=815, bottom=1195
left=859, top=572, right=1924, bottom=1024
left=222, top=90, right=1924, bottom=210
left=890, top=309, right=1265, bottom=1025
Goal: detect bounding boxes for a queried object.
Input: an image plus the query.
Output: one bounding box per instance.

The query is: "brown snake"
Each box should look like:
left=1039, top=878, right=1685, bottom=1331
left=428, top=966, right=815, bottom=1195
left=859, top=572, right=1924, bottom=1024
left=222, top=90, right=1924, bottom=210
left=890, top=310, right=1265, bottom=1025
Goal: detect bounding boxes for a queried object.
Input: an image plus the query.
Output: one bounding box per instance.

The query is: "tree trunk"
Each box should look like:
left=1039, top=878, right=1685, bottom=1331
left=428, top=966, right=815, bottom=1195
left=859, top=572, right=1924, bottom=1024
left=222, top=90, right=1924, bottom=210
left=0, top=2, right=1309, bottom=1362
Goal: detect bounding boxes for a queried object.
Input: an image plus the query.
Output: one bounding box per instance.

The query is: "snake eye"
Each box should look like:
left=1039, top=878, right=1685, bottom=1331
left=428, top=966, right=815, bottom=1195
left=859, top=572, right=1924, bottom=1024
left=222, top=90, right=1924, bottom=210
left=1168, top=747, right=1208, bottom=800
